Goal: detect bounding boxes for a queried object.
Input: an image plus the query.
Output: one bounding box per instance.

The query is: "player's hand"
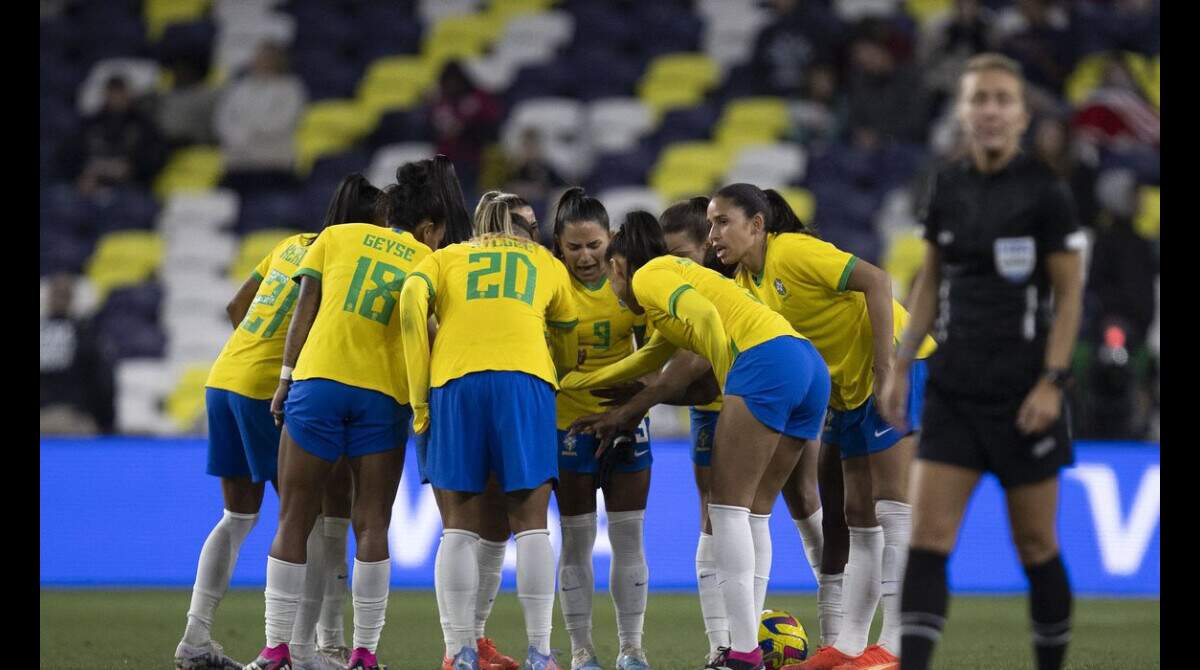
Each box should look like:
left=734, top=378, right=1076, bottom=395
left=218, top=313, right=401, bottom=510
left=1016, top=379, right=1062, bottom=436
left=878, top=366, right=910, bottom=433
left=591, top=381, right=647, bottom=407
left=568, top=407, right=641, bottom=445
left=412, top=404, right=430, bottom=435
left=270, top=380, right=291, bottom=427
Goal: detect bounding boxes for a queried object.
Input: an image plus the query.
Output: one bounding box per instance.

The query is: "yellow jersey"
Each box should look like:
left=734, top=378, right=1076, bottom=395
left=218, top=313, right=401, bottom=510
left=207, top=233, right=313, bottom=399
left=291, top=223, right=432, bottom=404
left=736, top=233, right=936, bottom=411
left=405, top=236, right=578, bottom=390
left=556, top=275, right=646, bottom=429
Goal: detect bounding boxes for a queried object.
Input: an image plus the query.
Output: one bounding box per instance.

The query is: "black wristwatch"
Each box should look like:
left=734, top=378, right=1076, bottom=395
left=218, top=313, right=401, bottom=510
left=1042, top=368, right=1072, bottom=390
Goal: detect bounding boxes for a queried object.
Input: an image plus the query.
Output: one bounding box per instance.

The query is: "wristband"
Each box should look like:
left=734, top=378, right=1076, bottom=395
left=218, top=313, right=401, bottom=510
left=1042, top=368, right=1071, bottom=389
left=281, top=365, right=294, bottom=381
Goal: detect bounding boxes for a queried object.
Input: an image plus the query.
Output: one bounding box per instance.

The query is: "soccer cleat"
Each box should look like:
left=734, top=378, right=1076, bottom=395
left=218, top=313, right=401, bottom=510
left=449, top=645, right=481, bottom=670
left=521, top=646, right=562, bottom=670
left=615, top=645, right=652, bottom=670
left=347, top=647, right=386, bottom=670
left=570, top=647, right=602, bottom=670
left=781, top=646, right=856, bottom=670
left=700, top=647, right=763, bottom=670
left=174, top=639, right=243, bottom=669
left=829, top=645, right=899, bottom=670
left=316, top=645, right=351, bottom=667
left=292, top=654, right=345, bottom=670
left=478, top=637, right=520, bottom=670
left=244, top=644, right=293, bottom=670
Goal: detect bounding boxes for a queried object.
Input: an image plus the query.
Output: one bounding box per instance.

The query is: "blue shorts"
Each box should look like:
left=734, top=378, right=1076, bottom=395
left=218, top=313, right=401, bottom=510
left=724, top=336, right=831, bottom=440
left=689, top=407, right=720, bottom=467
left=205, top=387, right=280, bottom=483
left=284, top=378, right=411, bottom=462
left=413, top=428, right=431, bottom=485
left=558, top=416, right=652, bottom=474
left=824, top=359, right=928, bottom=459
left=428, top=371, right=558, bottom=493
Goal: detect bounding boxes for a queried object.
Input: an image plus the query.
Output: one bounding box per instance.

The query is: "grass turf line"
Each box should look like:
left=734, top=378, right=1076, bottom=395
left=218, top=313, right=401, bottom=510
left=40, top=590, right=1157, bottom=670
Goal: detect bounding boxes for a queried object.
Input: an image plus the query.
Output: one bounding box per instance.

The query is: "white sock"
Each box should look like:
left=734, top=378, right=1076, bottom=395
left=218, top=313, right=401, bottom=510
left=558, top=513, right=597, bottom=653
left=290, top=517, right=327, bottom=661
left=793, top=509, right=825, bottom=582
left=875, top=500, right=912, bottom=654
left=708, top=504, right=758, bottom=653
left=437, top=530, right=481, bottom=654
left=317, top=517, right=350, bottom=650
left=749, top=513, right=772, bottom=615
left=183, top=510, right=258, bottom=646
left=817, top=572, right=844, bottom=647
left=833, top=526, right=884, bottom=656
left=607, top=510, right=648, bottom=650
left=264, top=556, right=307, bottom=648
left=696, top=533, right=731, bottom=653
left=351, top=558, right=391, bottom=653
left=434, top=536, right=454, bottom=654
left=475, top=539, right=508, bottom=640
left=516, top=529, right=555, bottom=655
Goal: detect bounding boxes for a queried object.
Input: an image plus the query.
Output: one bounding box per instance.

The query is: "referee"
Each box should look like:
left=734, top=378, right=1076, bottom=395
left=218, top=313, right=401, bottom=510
left=879, top=54, right=1086, bottom=670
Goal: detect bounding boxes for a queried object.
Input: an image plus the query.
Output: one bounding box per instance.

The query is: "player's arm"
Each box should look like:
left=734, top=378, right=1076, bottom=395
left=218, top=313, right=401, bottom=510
left=547, top=323, right=580, bottom=380
left=545, top=259, right=581, bottom=379
left=880, top=243, right=940, bottom=431
left=400, top=269, right=436, bottom=434
left=561, top=331, right=677, bottom=390
left=226, top=275, right=261, bottom=328
left=668, top=288, right=732, bottom=392
left=844, top=257, right=897, bottom=396
left=271, top=276, right=320, bottom=425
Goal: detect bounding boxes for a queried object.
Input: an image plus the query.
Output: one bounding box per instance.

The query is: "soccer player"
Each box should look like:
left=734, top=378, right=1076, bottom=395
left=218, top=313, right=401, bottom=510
left=707, top=185, right=935, bottom=670
left=399, top=195, right=579, bottom=670
left=173, top=174, right=382, bottom=670
left=245, top=156, right=468, bottom=670
left=560, top=212, right=830, bottom=670
left=879, top=54, right=1084, bottom=670
left=549, top=188, right=653, bottom=670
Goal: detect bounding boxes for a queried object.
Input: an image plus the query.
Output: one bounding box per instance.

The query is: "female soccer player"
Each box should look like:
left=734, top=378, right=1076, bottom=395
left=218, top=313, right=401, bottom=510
left=880, top=54, right=1084, bottom=670
left=707, top=184, right=935, bottom=670
left=400, top=196, right=579, bottom=670
left=173, top=174, right=381, bottom=670
left=548, top=187, right=653, bottom=670
left=245, top=156, right=468, bottom=670
left=561, top=212, right=830, bottom=670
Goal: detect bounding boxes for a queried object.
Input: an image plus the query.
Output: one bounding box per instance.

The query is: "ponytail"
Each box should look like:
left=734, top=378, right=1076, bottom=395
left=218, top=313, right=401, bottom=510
left=713, top=182, right=818, bottom=238
left=606, top=210, right=667, bottom=276
left=474, top=197, right=532, bottom=240
left=313, top=173, right=382, bottom=245
left=383, top=155, right=471, bottom=248
left=553, top=186, right=610, bottom=257
left=763, top=188, right=818, bottom=237
left=431, top=155, right=472, bottom=245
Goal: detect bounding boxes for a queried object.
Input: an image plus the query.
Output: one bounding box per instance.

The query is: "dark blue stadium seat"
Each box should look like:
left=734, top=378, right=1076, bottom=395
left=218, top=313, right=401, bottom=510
left=292, top=48, right=363, bottom=101
left=565, top=3, right=638, bottom=52
left=643, top=103, right=722, bottom=153
left=155, top=21, right=216, bottom=66
left=566, top=46, right=642, bottom=101
left=505, top=61, right=580, bottom=107
left=586, top=144, right=659, bottom=192
left=366, top=109, right=432, bottom=150
left=632, top=2, right=701, bottom=57
left=41, top=233, right=96, bottom=277
left=102, top=316, right=167, bottom=360
left=237, top=190, right=307, bottom=234
left=100, top=282, right=164, bottom=323
left=93, top=188, right=160, bottom=233
left=359, top=2, right=422, bottom=58
left=309, top=149, right=373, bottom=186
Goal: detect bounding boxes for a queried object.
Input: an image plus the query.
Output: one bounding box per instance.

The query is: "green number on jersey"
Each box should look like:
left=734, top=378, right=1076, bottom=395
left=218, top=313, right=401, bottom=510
left=466, top=251, right=537, bottom=305
left=343, top=256, right=406, bottom=325
left=592, top=320, right=611, bottom=349
left=241, top=269, right=294, bottom=336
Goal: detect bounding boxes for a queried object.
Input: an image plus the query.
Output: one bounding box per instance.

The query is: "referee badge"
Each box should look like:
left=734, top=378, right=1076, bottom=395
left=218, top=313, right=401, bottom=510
left=774, top=278, right=787, bottom=296
left=994, top=236, right=1036, bottom=283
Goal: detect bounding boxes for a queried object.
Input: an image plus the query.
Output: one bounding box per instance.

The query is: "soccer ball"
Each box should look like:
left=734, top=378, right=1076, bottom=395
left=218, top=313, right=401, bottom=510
left=759, top=609, right=809, bottom=670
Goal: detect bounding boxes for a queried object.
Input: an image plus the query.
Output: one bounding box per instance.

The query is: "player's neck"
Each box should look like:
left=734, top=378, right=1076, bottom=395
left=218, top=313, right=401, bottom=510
left=744, top=236, right=769, bottom=276
left=970, top=144, right=1021, bottom=174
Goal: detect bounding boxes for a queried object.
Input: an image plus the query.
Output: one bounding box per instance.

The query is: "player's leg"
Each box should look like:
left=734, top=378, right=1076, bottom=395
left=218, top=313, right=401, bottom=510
left=603, top=451, right=652, bottom=670
left=474, top=476, right=519, bottom=670
left=863, top=435, right=917, bottom=661
left=555, top=463, right=601, bottom=668
left=748, top=437, right=805, bottom=614
left=828, top=452, right=882, bottom=662
left=293, top=458, right=354, bottom=668
left=315, top=459, right=354, bottom=663
left=435, top=488, right=486, bottom=662
left=506, top=483, right=558, bottom=665
left=780, top=438, right=824, bottom=582
left=1006, top=477, right=1072, bottom=670
left=691, top=410, right=729, bottom=660
left=816, top=440, right=847, bottom=649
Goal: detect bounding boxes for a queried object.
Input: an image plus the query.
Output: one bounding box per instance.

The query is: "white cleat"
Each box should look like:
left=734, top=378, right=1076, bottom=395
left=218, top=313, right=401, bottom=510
left=293, top=655, right=345, bottom=670
left=316, top=646, right=351, bottom=667
left=174, top=640, right=243, bottom=669
left=615, top=646, right=651, bottom=670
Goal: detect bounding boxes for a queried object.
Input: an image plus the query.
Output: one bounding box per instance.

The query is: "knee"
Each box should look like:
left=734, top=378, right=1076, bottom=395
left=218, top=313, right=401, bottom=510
left=843, top=495, right=876, bottom=528
left=910, top=516, right=958, bottom=554
left=1012, top=529, right=1059, bottom=566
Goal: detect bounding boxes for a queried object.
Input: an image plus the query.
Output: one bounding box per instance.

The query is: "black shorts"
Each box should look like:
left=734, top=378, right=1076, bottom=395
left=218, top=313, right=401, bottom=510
left=918, top=381, right=1073, bottom=489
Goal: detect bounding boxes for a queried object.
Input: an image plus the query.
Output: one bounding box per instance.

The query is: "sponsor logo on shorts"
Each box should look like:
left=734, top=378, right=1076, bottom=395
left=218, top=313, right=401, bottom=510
left=1032, top=436, right=1056, bottom=459
left=561, top=433, right=577, bottom=456
left=696, top=430, right=712, bottom=452
left=633, top=449, right=649, bottom=458
left=874, top=426, right=895, bottom=438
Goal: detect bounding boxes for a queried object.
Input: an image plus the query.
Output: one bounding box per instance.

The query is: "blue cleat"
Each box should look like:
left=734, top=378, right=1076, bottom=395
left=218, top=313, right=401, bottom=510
left=522, top=646, right=562, bottom=670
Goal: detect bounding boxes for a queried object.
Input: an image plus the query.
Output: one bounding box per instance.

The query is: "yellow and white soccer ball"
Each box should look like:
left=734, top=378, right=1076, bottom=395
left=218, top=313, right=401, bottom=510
left=758, top=609, right=810, bottom=670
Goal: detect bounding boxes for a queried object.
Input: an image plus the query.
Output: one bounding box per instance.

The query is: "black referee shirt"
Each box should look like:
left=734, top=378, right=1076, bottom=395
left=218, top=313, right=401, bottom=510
left=919, top=152, right=1085, bottom=400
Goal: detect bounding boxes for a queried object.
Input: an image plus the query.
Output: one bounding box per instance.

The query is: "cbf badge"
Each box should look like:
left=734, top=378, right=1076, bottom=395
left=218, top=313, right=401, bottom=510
left=994, top=236, right=1036, bottom=283
left=561, top=432, right=577, bottom=456
left=774, top=278, right=787, bottom=296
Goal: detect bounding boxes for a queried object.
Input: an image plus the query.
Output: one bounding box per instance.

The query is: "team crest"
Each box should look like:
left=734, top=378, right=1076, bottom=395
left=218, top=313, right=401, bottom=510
left=561, top=433, right=577, bottom=456
left=994, top=236, right=1036, bottom=283
left=774, top=278, right=787, bottom=296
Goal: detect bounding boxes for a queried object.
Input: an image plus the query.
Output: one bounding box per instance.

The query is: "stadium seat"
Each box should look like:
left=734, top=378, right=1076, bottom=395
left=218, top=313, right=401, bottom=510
left=882, top=228, right=926, bottom=302
left=230, top=229, right=302, bottom=281
left=166, top=314, right=231, bottom=362
left=650, top=142, right=735, bottom=192
left=463, top=55, right=519, bottom=93
left=835, top=0, right=902, bottom=22
left=1066, top=52, right=1160, bottom=110
left=116, top=359, right=176, bottom=434
left=166, top=364, right=212, bottom=431
left=502, top=98, right=589, bottom=180
left=502, top=11, right=574, bottom=51
left=159, top=191, right=241, bottom=232
left=163, top=228, right=237, bottom=271
left=358, top=56, right=435, bottom=116
left=903, top=0, right=953, bottom=25
left=153, top=146, right=225, bottom=200
left=587, top=98, right=655, bottom=155
left=295, top=100, right=379, bottom=174
left=143, top=0, right=211, bottom=42
left=598, top=187, right=665, bottom=225
left=725, top=143, right=808, bottom=189
left=367, top=143, right=436, bottom=188
left=702, top=14, right=769, bottom=70
left=423, top=13, right=504, bottom=70
left=775, top=187, right=817, bottom=226
left=77, top=59, right=161, bottom=116
left=717, top=98, right=790, bottom=139
left=1136, top=185, right=1160, bottom=240
left=213, top=10, right=297, bottom=79
left=85, top=231, right=165, bottom=298
left=419, top=0, right=481, bottom=25
left=638, top=53, right=720, bottom=114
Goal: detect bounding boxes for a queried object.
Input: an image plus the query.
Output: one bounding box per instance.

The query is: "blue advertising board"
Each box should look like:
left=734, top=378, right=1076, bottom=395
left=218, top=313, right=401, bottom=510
left=40, top=438, right=1158, bottom=595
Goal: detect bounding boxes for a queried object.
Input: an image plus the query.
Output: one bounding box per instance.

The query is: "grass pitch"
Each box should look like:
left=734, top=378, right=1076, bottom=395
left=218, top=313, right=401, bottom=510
left=40, top=589, right=1157, bottom=669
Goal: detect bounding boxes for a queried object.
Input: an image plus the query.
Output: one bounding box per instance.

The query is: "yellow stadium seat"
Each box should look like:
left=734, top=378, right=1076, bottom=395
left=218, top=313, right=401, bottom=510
left=652, top=172, right=719, bottom=203
left=358, top=57, right=434, bottom=115
left=638, top=80, right=706, bottom=114
left=1135, top=185, right=1160, bottom=240
left=883, top=232, right=927, bottom=303
left=904, top=0, right=953, bottom=25
left=231, top=230, right=304, bottom=282
left=715, top=126, right=781, bottom=153
left=153, top=146, right=224, bottom=199
left=166, top=364, right=212, bottom=430
left=719, top=98, right=790, bottom=137
left=1125, top=53, right=1160, bottom=110
left=86, top=231, right=165, bottom=297
left=488, top=0, right=554, bottom=21
left=642, top=53, right=720, bottom=91
left=653, top=142, right=736, bottom=181
left=423, top=14, right=505, bottom=69
left=294, top=100, right=378, bottom=174
left=1067, top=52, right=1160, bottom=109
left=144, top=0, right=210, bottom=42
left=775, top=187, right=817, bottom=225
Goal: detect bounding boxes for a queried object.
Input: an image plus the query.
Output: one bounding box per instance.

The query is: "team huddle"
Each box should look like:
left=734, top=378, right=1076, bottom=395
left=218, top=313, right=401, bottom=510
left=174, top=56, right=1083, bottom=670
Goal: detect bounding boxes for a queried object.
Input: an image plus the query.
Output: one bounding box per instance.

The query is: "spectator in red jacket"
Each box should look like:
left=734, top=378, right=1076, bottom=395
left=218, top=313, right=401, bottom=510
left=429, top=61, right=502, bottom=202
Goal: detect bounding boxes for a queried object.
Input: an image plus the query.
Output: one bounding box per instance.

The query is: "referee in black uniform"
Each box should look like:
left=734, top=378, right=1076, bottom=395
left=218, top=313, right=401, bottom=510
left=879, top=54, right=1086, bottom=670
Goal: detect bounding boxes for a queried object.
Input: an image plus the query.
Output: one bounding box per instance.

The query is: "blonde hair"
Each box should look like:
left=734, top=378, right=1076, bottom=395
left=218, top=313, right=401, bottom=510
left=473, top=193, right=533, bottom=240
left=959, top=53, right=1027, bottom=103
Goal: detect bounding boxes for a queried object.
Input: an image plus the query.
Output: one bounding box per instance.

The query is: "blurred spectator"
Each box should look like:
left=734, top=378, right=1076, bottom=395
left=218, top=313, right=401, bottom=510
left=1032, top=115, right=1099, bottom=228
left=846, top=29, right=930, bottom=145
left=155, top=57, right=218, bottom=147
left=789, top=63, right=844, bottom=148
left=53, top=76, right=167, bottom=197
left=429, top=61, right=503, bottom=202
left=919, top=0, right=995, bottom=103
left=1087, top=169, right=1156, bottom=350
left=504, top=128, right=565, bottom=213
left=993, top=0, right=1074, bottom=95
left=40, top=275, right=115, bottom=435
left=215, top=41, right=307, bottom=192
left=749, top=0, right=843, bottom=97
left=1071, top=54, right=1160, bottom=152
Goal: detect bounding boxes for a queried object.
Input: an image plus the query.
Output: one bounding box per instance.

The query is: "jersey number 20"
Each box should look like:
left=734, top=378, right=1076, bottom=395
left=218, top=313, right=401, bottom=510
left=466, top=251, right=537, bottom=305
